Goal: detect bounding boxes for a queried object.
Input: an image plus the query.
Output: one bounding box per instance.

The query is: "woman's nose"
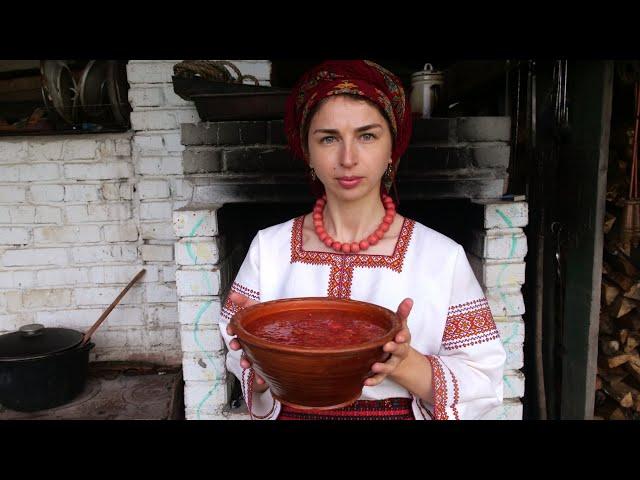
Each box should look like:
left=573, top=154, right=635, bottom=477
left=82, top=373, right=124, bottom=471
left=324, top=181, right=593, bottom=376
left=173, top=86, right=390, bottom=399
left=339, top=141, right=358, bottom=167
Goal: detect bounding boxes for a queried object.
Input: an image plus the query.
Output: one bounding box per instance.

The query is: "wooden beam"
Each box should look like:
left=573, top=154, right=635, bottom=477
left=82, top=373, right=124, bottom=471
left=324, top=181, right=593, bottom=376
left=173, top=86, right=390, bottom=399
left=560, top=61, right=614, bottom=419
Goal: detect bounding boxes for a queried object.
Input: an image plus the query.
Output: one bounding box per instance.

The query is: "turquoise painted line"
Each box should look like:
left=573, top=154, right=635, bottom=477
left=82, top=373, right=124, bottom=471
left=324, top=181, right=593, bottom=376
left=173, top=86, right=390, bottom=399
left=193, top=300, right=222, bottom=420
left=186, top=242, right=197, bottom=264
left=495, top=208, right=514, bottom=229
left=496, top=266, right=517, bottom=315
left=494, top=209, right=518, bottom=316
left=502, top=324, right=518, bottom=344
left=186, top=215, right=216, bottom=419
left=504, top=375, right=514, bottom=396
left=508, top=233, right=517, bottom=258
left=188, top=216, right=205, bottom=237
left=495, top=407, right=508, bottom=420
left=203, top=271, right=213, bottom=295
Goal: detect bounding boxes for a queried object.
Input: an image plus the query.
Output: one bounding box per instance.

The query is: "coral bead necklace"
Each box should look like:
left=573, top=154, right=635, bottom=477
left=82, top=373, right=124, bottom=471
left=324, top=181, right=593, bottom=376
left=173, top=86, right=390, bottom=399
left=312, top=194, right=396, bottom=254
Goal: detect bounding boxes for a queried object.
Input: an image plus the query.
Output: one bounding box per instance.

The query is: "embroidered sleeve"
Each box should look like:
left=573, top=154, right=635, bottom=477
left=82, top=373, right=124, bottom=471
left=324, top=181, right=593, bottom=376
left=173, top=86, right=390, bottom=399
left=217, top=233, right=281, bottom=420
left=419, top=245, right=506, bottom=420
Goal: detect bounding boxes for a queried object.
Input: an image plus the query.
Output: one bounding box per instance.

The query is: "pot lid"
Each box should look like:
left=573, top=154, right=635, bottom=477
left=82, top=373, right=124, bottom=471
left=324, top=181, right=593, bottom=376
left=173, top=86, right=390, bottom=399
left=411, top=63, right=444, bottom=80
left=0, top=324, right=84, bottom=361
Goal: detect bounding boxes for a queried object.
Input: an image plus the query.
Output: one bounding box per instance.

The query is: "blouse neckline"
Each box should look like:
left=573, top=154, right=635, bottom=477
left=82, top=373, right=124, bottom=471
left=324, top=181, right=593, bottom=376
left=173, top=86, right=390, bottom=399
left=297, top=213, right=410, bottom=259
left=290, top=215, right=415, bottom=275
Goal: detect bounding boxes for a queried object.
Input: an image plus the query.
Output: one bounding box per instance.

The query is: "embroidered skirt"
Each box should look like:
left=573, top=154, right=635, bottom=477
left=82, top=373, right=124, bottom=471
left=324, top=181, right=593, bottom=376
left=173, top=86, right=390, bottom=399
left=277, top=397, right=415, bottom=420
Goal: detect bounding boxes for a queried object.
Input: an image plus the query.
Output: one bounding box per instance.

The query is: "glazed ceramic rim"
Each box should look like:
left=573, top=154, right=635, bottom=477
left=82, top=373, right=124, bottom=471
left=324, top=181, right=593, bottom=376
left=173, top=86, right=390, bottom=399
left=230, top=297, right=402, bottom=355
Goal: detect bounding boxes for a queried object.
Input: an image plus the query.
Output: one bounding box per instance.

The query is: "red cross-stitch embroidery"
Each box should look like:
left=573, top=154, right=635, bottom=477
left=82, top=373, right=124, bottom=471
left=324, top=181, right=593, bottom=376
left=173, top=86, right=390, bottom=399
left=290, top=215, right=415, bottom=299
left=442, top=298, right=500, bottom=350
left=426, top=355, right=449, bottom=420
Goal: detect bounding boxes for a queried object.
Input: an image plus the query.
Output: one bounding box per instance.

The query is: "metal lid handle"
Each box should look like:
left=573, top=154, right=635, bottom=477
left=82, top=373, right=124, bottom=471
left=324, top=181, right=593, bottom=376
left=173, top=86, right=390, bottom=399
left=19, top=324, right=45, bottom=337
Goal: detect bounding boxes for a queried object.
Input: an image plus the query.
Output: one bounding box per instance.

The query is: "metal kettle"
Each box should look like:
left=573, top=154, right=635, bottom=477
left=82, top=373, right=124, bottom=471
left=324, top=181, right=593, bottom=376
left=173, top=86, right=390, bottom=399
left=410, top=63, right=444, bottom=119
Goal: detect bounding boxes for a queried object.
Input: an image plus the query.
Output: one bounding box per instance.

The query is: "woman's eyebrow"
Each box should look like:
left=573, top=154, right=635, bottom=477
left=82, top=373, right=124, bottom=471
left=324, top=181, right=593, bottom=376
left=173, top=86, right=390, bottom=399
left=312, top=128, right=339, bottom=135
left=355, top=123, right=383, bottom=132
left=312, top=124, right=383, bottom=135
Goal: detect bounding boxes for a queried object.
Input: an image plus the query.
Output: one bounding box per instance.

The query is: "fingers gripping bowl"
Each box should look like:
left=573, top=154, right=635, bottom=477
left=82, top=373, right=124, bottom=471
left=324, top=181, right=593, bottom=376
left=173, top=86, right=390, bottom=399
left=230, top=297, right=402, bottom=409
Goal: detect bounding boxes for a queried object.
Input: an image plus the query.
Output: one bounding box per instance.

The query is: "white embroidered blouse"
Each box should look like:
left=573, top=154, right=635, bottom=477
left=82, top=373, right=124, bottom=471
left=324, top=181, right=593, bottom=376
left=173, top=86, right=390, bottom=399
left=219, top=215, right=507, bottom=420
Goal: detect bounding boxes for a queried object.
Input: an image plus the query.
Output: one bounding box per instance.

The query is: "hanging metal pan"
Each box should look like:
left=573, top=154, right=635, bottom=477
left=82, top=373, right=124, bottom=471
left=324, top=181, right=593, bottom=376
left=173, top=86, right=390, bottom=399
left=40, top=60, right=78, bottom=124
left=106, top=60, right=131, bottom=127
left=78, top=60, right=111, bottom=123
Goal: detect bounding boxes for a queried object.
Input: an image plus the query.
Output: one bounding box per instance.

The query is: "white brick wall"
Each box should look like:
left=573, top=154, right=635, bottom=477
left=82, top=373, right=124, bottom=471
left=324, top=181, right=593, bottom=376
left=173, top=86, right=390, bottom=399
left=468, top=200, right=528, bottom=420
left=0, top=270, right=36, bottom=289
left=6, top=60, right=256, bottom=358
left=140, top=201, right=173, bottom=220
left=138, top=180, right=170, bottom=199
left=34, top=225, right=101, bottom=244
left=103, top=223, right=139, bottom=242
left=30, top=184, right=65, bottom=202
left=176, top=268, right=222, bottom=297
left=0, top=60, right=245, bottom=366
left=141, top=244, right=174, bottom=262
left=64, top=184, right=101, bottom=202
left=0, top=227, right=30, bottom=245
left=63, top=162, right=133, bottom=180
left=0, top=186, right=27, bottom=202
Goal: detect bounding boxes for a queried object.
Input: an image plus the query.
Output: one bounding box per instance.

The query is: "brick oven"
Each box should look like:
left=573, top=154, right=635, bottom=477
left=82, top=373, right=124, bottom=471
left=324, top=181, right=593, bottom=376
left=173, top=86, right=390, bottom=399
left=172, top=115, right=527, bottom=420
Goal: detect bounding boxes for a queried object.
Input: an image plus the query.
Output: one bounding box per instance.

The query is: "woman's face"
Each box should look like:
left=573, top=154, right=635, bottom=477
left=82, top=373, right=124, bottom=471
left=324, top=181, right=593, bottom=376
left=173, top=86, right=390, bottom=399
left=306, top=95, right=393, bottom=202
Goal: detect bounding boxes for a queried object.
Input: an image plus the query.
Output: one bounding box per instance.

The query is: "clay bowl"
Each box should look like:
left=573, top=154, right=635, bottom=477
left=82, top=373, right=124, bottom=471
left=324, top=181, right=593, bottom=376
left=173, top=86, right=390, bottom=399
left=230, top=297, right=401, bottom=410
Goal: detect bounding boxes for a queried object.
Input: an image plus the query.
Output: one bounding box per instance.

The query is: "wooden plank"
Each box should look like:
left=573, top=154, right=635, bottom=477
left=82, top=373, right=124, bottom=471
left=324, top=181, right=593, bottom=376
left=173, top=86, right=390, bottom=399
left=560, top=61, right=614, bottom=419
left=0, top=74, right=42, bottom=102
left=0, top=60, right=40, bottom=74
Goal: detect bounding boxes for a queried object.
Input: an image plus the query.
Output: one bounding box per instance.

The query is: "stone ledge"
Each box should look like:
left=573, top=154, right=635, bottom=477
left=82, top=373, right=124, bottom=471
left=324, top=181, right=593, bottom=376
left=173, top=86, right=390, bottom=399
left=188, top=173, right=507, bottom=204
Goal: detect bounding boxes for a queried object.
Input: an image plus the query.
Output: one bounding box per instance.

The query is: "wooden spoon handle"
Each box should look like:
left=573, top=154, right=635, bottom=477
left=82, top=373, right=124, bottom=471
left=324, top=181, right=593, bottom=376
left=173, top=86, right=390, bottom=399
left=82, top=269, right=146, bottom=345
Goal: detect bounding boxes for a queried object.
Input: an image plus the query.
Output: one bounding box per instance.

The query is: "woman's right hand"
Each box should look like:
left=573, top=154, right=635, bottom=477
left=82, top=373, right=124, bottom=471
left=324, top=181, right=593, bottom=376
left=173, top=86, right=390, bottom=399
left=225, top=291, right=269, bottom=393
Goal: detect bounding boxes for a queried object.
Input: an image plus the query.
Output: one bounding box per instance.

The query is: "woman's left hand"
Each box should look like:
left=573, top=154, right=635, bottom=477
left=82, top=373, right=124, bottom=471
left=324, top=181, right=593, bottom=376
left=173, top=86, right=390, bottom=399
left=364, top=298, right=414, bottom=387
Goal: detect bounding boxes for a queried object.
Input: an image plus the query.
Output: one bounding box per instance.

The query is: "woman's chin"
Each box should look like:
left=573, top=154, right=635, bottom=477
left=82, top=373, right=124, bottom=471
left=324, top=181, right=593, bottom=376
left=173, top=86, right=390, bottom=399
left=326, top=184, right=378, bottom=202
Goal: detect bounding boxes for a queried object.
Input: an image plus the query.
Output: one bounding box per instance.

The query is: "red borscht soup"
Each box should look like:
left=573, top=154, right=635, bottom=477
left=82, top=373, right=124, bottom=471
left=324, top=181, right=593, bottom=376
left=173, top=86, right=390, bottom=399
left=246, top=310, right=387, bottom=348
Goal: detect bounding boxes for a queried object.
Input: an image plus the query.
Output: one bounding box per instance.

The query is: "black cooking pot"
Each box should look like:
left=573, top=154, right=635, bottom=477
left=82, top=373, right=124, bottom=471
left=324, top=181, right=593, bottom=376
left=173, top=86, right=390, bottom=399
left=0, top=324, right=95, bottom=411
left=0, top=269, right=145, bottom=412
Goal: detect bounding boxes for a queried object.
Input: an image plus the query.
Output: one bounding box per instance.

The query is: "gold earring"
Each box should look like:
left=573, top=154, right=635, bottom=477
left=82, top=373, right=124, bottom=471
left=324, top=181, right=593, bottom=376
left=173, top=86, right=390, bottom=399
left=383, top=163, right=394, bottom=193
left=310, top=167, right=317, bottom=181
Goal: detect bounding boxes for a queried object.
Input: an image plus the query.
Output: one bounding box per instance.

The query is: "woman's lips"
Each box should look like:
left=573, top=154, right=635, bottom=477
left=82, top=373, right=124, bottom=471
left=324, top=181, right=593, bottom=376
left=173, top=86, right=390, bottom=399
left=337, top=177, right=363, bottom=189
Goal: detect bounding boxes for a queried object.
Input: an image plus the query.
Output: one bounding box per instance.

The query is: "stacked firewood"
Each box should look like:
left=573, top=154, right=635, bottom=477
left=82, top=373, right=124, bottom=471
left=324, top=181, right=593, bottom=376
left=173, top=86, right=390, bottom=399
left=595, top=136, right=640, bottom=419
left=596, top=251, right=640, bottom=419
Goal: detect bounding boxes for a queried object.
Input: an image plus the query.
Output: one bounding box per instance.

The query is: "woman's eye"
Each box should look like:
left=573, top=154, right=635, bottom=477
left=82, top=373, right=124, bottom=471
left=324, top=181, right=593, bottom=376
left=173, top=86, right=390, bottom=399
left=321, top=136, right=336, bottom=144
left=361, top=133, right=376, bottom=141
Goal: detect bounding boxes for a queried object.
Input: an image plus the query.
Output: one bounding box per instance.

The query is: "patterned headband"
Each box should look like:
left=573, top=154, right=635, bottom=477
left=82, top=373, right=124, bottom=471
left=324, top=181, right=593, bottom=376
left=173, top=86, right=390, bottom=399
left=284, top=60, right=412, bottom=168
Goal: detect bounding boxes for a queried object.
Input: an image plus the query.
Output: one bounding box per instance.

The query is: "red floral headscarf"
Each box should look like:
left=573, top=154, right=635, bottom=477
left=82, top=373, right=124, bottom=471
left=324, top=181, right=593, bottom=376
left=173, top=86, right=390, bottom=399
left=284, top=60, right=412, bottom=197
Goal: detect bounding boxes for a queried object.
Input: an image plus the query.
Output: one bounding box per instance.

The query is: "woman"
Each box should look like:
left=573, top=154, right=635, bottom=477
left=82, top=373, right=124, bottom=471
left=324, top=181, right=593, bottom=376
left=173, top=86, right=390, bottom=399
left=220, top=60, right=506, bottom=420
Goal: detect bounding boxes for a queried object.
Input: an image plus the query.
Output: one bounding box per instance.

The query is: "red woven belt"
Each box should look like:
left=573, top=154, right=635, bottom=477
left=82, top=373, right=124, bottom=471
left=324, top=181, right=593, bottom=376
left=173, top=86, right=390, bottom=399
left=277, top=397, right=415, bottom=420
